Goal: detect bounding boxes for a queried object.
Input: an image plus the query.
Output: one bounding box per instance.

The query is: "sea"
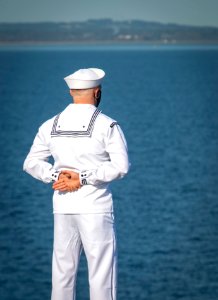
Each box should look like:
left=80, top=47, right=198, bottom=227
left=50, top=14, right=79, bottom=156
left=0, top=44, right=218, bottom=300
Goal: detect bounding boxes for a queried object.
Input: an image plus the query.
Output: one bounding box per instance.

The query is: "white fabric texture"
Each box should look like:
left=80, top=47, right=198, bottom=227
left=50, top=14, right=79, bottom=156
left=51, top=213, right=117, bottom=300
left=64, top=68, right=105, bottom=89
left=23, top=102, right=129, bottom=300
left=23, top=103, right=129, bottom=214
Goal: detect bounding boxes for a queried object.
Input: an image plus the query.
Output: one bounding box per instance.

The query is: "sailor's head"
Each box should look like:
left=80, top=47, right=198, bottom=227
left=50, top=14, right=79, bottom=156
left=64, top=68, right=105, bottom=107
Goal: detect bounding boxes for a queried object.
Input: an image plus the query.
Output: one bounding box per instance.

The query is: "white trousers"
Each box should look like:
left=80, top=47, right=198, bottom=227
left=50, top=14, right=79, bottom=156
left=51, top=213, right=117, bottom=300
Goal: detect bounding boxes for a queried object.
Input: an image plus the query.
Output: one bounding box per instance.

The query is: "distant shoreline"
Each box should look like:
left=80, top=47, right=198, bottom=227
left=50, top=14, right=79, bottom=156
left=1, top=40, right=218, bottom=47
left=1, top=20, right=218, bottom=46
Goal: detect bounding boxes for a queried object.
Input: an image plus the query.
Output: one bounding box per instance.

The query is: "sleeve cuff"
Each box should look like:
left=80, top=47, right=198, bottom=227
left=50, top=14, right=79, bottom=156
left=79, top=170, right=89, bottom=185
left=51, top=170, right=60, bottom=182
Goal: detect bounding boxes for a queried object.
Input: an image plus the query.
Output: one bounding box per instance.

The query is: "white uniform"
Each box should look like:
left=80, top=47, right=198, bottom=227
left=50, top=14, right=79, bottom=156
left=23, top=103, right=129, bottom=300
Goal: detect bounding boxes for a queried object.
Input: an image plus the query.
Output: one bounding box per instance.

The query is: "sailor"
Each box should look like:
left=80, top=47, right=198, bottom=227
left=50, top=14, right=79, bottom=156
left=23, top=68, right=129, bottom=300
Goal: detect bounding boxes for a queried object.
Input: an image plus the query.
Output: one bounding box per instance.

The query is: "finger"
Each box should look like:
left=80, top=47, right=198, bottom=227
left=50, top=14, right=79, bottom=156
left=53, top=183, right=63, bottom=189
left=59, top=187, right=78, bottom=192
left=58, top=174, right=66, bottom=180
left=53, top=183, right=68, bottom=190
left=53, top=178, right=64, bottom=185
left=59, top=186, right=75, bottom=192
left=60, top=171, right=72, bottom=179
left=54, top=187, right=69, bottom=192
left=62, top=170, right=78, bottom=179
left=53, top=178, right=68, bottom=186
left=63, top=174, right=71, bottom=179
left=58, top=187, right=70, bottom=192
left=70, top=186, right=79, bottom=191
left=61, top=170, right=74, bottom=175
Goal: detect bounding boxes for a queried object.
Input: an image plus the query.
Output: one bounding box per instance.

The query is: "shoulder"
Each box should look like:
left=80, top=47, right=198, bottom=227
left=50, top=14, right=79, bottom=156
left=39, top=115, right=56, bottom=131
left=39, top=105, right=70, bottom=130
left=97, top=111, right=118, bottom=128
left=38, top=110, right=63, bottom=138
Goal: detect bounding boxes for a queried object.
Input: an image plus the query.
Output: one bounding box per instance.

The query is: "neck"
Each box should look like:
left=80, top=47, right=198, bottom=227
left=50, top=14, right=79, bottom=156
left=70, top=88, right=97, bottom=106
left=73, top=97, right=95, bottom=105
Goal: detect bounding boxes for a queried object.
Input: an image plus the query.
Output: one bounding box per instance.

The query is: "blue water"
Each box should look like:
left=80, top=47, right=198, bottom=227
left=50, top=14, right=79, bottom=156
left=0, top=45, right=218, bottom=300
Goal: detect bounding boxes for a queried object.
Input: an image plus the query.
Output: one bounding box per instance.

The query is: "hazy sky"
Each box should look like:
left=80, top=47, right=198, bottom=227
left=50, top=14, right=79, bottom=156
left=1, top=0, right=218, bottom=27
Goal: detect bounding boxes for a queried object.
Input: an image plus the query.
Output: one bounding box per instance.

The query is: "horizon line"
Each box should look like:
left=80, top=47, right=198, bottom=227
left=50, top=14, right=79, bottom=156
left=0, top=18, right=218, bottom=29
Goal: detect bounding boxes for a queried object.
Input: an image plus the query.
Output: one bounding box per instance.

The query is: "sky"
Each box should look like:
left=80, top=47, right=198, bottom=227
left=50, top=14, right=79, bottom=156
left=0, top=0, right=218, bottom=27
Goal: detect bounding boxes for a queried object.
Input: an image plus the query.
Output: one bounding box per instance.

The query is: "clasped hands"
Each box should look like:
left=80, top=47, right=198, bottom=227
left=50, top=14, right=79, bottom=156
left=52, top=170, right=81, bottom=192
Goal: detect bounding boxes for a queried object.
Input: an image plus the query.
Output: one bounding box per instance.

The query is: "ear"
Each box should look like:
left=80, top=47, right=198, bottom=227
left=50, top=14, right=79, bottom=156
left=94, top=88, right=101, bottom=98
left=70, top=90, right=74, bottom=97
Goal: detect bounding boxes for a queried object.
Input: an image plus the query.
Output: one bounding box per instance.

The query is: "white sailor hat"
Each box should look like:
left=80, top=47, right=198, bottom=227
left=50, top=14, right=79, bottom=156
left=64, top=68, right=105, bottom=89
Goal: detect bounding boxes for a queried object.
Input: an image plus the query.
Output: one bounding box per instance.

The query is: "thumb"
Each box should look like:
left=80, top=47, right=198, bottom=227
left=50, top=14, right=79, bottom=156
left=60, top=170, right=72, bottom=178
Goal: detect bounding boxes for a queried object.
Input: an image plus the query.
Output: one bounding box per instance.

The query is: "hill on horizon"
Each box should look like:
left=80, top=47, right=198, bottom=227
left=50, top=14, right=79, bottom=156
left=1, top=19, right=218, bottom=44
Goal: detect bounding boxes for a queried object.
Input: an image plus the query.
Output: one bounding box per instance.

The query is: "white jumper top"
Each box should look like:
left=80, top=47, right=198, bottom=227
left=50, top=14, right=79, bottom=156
left=23, top=104, right=129, bottom=214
